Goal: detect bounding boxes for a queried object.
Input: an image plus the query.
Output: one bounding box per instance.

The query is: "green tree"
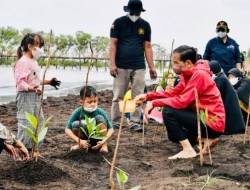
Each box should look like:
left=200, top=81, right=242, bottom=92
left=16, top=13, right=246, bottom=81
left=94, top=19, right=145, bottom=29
left=0, top=26, right=20, bottom=54
left=74, top=31, right=92, bottom=57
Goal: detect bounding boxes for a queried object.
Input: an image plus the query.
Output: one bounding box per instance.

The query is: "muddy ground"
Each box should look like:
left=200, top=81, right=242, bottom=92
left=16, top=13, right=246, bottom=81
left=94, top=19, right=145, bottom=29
left=0, top=88, right=250, bottom=190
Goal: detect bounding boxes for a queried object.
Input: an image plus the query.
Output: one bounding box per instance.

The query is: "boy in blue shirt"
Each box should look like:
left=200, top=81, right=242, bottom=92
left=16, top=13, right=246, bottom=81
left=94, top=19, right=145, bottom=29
left=65, top=86, right=114, bottom=152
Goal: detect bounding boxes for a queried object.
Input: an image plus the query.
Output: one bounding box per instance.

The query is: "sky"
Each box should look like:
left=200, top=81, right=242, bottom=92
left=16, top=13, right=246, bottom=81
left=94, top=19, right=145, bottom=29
left=1, top=0, right=249, bottom=55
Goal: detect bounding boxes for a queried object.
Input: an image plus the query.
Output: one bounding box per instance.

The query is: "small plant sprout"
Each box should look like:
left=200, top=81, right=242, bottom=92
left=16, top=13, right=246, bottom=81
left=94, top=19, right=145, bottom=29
left=116, top=170, right=141, bottom=190
left=80, top=115, right=107, bottom=151
left=21, top=112, right=52, bottom=161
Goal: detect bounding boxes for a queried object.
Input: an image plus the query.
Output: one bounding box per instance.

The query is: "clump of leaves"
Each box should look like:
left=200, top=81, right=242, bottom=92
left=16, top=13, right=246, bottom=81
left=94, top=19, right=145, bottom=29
left=116, top=170, right=141, bottom=190
left=80, top=115, right=107, bottom=143
left=21, top=112, right=52, bottom=160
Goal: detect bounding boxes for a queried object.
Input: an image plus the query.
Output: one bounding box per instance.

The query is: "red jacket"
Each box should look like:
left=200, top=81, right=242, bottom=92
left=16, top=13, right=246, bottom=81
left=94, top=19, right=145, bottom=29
left=147, top=60, right=225, bottom=133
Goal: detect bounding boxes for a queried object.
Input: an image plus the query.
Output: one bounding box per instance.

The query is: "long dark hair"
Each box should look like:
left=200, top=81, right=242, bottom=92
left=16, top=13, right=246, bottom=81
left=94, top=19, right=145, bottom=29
left=16, top=33, right=44, bottom=60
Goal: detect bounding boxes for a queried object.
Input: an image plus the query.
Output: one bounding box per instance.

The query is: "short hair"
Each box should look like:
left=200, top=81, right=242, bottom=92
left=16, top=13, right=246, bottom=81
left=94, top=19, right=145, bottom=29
left=80, top=86, right=97, bottom=99
left=173, top=45, right=197, bottom=64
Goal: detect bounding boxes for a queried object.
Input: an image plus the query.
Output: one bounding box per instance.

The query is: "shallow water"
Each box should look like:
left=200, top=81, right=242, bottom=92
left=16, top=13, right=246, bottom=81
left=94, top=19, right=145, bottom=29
left=0, top=66, right=157, bottom=105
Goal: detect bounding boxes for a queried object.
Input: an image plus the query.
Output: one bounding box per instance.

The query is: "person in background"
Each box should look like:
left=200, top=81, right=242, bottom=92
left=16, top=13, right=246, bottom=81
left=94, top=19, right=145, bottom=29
left=0, top=123, right=29, bottom=160
left=203, top=21, right=242, bottom=74
left=209, top=60, right=245, bottom=134
left=65, top=86, right=114, bottom=152
left=228, top=68, right=250, bottom=123
left=195, top=48, right=202, bottom=60
left=135, top=45, right=225, bottom=159
left=14, top=33, right=61, bottom=155
left=109, top=0, right=157, bottom=132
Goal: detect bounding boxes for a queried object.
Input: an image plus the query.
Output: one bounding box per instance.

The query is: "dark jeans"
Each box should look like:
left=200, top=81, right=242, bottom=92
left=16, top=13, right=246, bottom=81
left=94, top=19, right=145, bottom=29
left=71, top=115, right=106, bottom=139
left=162, top=106, right=222, bottom=146
left=0, top=139, right=4, bottom=154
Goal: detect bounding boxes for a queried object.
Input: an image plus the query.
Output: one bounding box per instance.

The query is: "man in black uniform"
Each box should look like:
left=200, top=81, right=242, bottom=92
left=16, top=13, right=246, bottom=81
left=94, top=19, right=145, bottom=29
left=109, top=0, right=157, bottom=131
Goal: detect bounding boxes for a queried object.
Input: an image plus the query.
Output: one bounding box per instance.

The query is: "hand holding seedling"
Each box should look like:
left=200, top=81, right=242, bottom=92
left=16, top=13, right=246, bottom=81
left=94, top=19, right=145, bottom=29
left=92, top=139, right=106, bottom=150
left=134, top=94, right=147, bottom=105
left=15, top=140, right=29, bottom=160
left=79, top=139, right=90, bottom=149
left=4, top=143, right=17, bottom=158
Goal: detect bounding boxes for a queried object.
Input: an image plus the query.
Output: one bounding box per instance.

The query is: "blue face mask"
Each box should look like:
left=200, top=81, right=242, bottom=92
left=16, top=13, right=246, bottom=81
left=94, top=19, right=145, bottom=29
left=128, top=13, right=140, bottom=22
left=212, top=74, right=217, bottom=80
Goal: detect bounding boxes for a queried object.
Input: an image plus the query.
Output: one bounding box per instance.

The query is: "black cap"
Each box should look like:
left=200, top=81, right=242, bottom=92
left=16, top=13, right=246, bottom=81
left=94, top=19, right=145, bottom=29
left=124, top=0, right=145, bottom=14
left=227, top=68, right=242, bottom=78
left=209, top=60, right=222, bottom=74
left=216, top=21, right=230, bottom=32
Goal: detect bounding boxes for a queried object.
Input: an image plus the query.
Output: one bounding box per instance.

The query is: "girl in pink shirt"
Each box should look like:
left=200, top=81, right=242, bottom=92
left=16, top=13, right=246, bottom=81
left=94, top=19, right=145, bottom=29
left=14, top=33, right=61, bottom=154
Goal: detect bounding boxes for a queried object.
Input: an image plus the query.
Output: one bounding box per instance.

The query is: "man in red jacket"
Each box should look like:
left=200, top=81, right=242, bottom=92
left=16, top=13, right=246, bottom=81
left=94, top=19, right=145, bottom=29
left=135, top=45, right=225, bottom=159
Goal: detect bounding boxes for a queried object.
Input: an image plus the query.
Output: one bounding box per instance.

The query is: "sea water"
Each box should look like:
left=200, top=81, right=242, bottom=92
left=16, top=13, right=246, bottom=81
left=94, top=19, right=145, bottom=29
left=0, top=66, right=157, bottom=105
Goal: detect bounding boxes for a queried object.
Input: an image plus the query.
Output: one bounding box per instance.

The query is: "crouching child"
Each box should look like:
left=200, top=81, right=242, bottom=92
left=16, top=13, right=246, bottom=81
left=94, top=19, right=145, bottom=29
left=65, top=86, right=114, bottom=152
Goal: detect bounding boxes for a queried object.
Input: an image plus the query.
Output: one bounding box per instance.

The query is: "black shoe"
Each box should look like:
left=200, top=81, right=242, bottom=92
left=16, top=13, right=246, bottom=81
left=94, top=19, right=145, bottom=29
left=130, top=123, right=143, bottom=132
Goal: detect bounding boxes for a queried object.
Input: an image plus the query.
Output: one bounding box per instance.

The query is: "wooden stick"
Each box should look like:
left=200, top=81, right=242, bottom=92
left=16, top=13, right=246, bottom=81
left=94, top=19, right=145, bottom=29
left=243, top=95, right=250, bottom=144
left=167, top=39, right=174, bottom=74
left=78, top=41, right=94, bottom=148
left=142, top=114, right=145, bottom=145
left=32, top=30, right=53, bottom=160
left=109, top=101, right=127, bottom=190
left=194, top=88, right=203, bottom=166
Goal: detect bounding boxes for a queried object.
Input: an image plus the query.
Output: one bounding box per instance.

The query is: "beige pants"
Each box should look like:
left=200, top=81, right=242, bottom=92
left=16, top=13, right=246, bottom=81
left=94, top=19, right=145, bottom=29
left=111, top=68, right=145, bottom=124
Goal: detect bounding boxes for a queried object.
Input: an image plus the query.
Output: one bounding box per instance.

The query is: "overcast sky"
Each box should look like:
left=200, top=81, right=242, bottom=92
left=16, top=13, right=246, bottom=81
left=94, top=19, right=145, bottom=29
left=1, top=0, right=249, bottom=55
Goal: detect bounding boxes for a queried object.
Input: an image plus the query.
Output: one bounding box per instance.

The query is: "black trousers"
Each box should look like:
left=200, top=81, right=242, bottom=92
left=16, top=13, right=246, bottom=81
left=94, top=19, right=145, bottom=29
left=0, top=139, right=4, bottom=154
left=162, top=106, right=222, bottom=146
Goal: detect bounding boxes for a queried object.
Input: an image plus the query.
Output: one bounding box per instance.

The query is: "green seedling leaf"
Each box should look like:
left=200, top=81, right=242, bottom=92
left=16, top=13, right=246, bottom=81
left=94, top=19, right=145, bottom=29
left=21, top=125, right=38, bottom=144
left=129, top=185, right=141, bottom=190
left=91, top=134, right=107, bottom=140
left=200, top=110, right=206, bottom=126
left=25, top=112, right=37, bottom=129
left=98, top=128, right=107, bottom=134
left=117, top=170, right=128, bottom=184
left=42, top=116, right=53, bottom=130
left=80, top=127, right=89, bottom=138
left=210, top=114, right=218, bottom=123
left=38, top=127, right=48, bottom=143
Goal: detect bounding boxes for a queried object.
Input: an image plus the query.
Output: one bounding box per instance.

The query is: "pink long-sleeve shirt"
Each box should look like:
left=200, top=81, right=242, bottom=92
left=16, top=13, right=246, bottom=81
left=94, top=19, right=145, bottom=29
left=14, top=55, right=41, bottom=92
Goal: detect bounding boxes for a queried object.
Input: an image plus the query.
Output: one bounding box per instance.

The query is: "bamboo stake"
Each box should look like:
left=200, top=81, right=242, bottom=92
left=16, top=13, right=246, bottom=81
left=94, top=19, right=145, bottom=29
left=243, top=95, right=250, bottom=144
left=32, top=30, right=53, bottom=160
left=142, top=114, right=145, bottom=145
left=167, top=39, right=174, bottom=74
left=194, top=88, right=204, bottom=166
left=78, top=41, right=94, bottom=149
left=110, top=101, right=127, bottom=190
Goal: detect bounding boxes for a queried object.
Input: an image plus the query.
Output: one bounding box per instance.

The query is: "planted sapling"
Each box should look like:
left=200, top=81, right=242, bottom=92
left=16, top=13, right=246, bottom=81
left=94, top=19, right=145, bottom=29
left=80, top=115, right=107, bottom=150
left=21, top=112, right=52, bottom=160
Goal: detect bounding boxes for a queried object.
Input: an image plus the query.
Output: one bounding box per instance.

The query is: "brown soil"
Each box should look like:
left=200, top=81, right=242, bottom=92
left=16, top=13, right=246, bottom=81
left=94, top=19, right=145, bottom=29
left=0, top=88, right=250, bottom=190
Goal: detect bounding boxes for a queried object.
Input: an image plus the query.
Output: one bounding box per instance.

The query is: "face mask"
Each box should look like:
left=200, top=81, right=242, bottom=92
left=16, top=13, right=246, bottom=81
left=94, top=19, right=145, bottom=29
left=229, top=77, right=238, bottom=86
left=84, top=106, right=97, bottom=113
left=32, top=47, right=44, bottom=59
left=216, top=31, right=227, bottom=38
left=128, top=14, right=140, bottom=22
left=212, top=74, right=217, bottom=80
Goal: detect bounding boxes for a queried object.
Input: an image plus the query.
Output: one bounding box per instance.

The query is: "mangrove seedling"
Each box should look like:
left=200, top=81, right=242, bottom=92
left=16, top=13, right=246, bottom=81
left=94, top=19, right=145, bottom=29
left=21, top=112, right=52, bottom=160
left=80, top=115, right=107, bottom=149
left=116, top=170, right=141, bottom=190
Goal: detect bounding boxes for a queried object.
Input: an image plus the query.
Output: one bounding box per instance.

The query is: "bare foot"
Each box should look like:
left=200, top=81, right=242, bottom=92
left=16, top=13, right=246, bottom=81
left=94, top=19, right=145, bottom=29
left=70, top=145, right=80, bottom=151
left=168, top=149, right=197, bottom=160
left=100, top=143, right=108, bottom=153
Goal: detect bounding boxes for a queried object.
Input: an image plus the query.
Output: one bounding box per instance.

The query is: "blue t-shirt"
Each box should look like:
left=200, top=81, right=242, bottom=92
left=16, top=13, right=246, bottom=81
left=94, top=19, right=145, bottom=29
left=203, top=36, right=242, bottom=74
left=66, top=107, right=112, bottom=130
left=110, top=15, right=151, bottom=70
